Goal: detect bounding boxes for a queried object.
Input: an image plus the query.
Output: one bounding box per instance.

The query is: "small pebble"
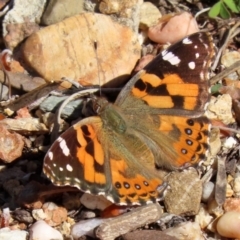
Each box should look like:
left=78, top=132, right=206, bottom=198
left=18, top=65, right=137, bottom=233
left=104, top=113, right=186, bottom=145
left=29, top=220, right=63, bottom=240
left=195, top=204, right=214, bottom=229
left=0, top=124, right=25, bottom=163
left=233, top=175, right=240, bottom=197
left=32, top=209, right=46, bottom=221
left=224, top=198, right=240, bottom=212
left=42, top=202, right=68, bottom=226
left=202, top=182, right=214, bottom=202
left=3, top=0, right=46, bottom=49
left=208, top=199, right=223, bottom=217
left=0, top=83, right=8, bottom=100
left=223, top=137, right=237, bottom=149
left=163, top=222, right=204, bottom=240
left=12, top=209, right=34, bottom=224
left=221, top=51, right=240, bottom=75
left=0, top=227, right=28, bottom=240
left=217, top=211, right=240, bottom=238
left=164, top=169, right=202, bottom=216
left=206, top=94, right=235, bottom=125
left=71, top=218, right=105, bottom=239
left=148, top=12, right=199, bottom=44
left=41, top=0, right=84, bottom=25
left=99, top=0, right=139, bottom=19
left=139, top=2, right=162, bottom=30
left=80, top=193, right=112, bottom=210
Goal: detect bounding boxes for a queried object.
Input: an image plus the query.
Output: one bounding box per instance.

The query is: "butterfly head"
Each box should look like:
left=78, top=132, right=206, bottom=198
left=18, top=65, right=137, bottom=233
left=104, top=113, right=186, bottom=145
left=92, top=96, right=109, bottom=114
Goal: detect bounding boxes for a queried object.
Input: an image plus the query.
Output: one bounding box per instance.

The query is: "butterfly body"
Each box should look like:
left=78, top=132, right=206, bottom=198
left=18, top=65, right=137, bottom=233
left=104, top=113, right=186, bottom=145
left=43, top=32, right=215, bottom=205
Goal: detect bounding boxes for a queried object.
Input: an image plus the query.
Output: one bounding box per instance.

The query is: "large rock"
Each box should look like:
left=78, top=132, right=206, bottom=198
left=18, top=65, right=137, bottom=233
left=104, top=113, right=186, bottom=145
left=22, top=12, right=141, bottom=87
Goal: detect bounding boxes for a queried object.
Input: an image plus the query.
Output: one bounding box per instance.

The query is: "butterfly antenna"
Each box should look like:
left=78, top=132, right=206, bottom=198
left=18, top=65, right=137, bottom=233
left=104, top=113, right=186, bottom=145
left=94, top=40, right=102, bottom=96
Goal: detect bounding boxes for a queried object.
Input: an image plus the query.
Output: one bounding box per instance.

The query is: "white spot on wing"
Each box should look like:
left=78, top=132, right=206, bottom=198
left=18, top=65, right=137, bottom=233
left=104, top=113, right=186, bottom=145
left=48, top=151, right=53, bottom=160
left=49, top=171, right=56, bottom=177
left=188, top=61, right=195, bottom=70
left=74, top=178, right=81, bottom=183
left=162, top=51, right=181, bottom=65
left=182, top=37, right=192, bottom=44
left=203, top=43, right=208, bottom=49
left=98, top=192, right=106, bottom=196
left=66, top=164, right=73, bottom=172
left=106, top=195, right=115, bottom=204
left=59, top=167, right=63, bottom=171
left=161, top=49, right=167, bottom=56
left=195, top=53, right=199, bottom=58
left=59, top=138, right=70, bottom=156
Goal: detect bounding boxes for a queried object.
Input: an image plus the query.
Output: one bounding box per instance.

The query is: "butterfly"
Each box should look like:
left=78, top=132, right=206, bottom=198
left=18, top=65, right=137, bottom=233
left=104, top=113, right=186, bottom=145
left=43, top=32, right=215, bottom=206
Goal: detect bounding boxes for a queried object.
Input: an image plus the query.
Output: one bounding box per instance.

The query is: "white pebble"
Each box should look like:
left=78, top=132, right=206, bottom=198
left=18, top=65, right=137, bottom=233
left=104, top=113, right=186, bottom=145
left=202, top=182, right=215, bottom=202
left=32, top=209, right=46, bottom=221
left=223, top=137, right=237, bottom=149
left=195, top=204, right=214, bottom=229
left=71, top=218, right=105, bottom=239
left=29, top=220, right=63, bottom=240
left=0, top=228, right=28, bottom=240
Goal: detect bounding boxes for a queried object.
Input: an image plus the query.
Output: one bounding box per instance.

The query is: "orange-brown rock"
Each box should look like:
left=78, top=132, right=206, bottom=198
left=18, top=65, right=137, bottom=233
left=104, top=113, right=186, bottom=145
left=22, top=13, right=141, bottom=87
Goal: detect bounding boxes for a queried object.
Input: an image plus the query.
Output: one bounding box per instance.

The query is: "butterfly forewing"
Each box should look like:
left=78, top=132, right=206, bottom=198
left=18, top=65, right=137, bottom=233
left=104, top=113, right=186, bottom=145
left=43, top=117, right=112, bottom=193
left=116, top=32, right=215, bottom=117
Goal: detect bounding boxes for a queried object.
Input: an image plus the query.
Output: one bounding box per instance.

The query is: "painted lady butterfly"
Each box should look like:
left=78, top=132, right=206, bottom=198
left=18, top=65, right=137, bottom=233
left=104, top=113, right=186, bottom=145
left=43, top=32, right=215, bottom=205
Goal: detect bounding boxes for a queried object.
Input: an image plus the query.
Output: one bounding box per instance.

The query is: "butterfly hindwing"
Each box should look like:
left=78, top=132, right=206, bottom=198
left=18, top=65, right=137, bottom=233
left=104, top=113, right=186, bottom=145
left=44, top=115, right=165, bottom=205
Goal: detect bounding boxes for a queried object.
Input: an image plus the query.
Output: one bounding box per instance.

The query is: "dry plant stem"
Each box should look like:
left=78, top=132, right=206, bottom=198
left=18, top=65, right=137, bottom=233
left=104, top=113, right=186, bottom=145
left=0, top=59, right=11, bottom=100
left=96, top=204, right=163, bottom=240
left=215, top=156, right=227, bottom=206
left=0, top=0, right=14, bottom=17
left=0, top=71, right=46, bottom=92
left=194, top=7, right=210, bottom=20
left=212, top=125, right=240, bottom=134
left=4, top=82, right=61, bottom=113
left=51, top=88, right=99, bottom=143
left=39, top=185, right=79, bottom=198
left=61, top=77, right=83, bottom=88
left=201, top=168, right=216, bottom=184
left=210, top=60, right=240, bottom=85
left=212, top=22, right=240, bottom=71
left=93, top=40, right=103, bottom=96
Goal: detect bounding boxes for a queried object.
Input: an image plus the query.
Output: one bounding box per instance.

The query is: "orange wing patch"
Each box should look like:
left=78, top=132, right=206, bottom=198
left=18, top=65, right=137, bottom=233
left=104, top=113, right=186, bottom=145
left=132, top=73, right=200, bottom=110
left=157, top=115, right=209, bottom=168
left=110, top=157, right=165, bottom=205
left=74, top=123, right=106, bottom=185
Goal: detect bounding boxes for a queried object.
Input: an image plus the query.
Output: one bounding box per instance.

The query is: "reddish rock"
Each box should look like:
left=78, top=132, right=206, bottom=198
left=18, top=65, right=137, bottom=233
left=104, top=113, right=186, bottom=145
left=0, top=124, right=24, bottom=162
left=223, top=198, right=240, bottom=212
